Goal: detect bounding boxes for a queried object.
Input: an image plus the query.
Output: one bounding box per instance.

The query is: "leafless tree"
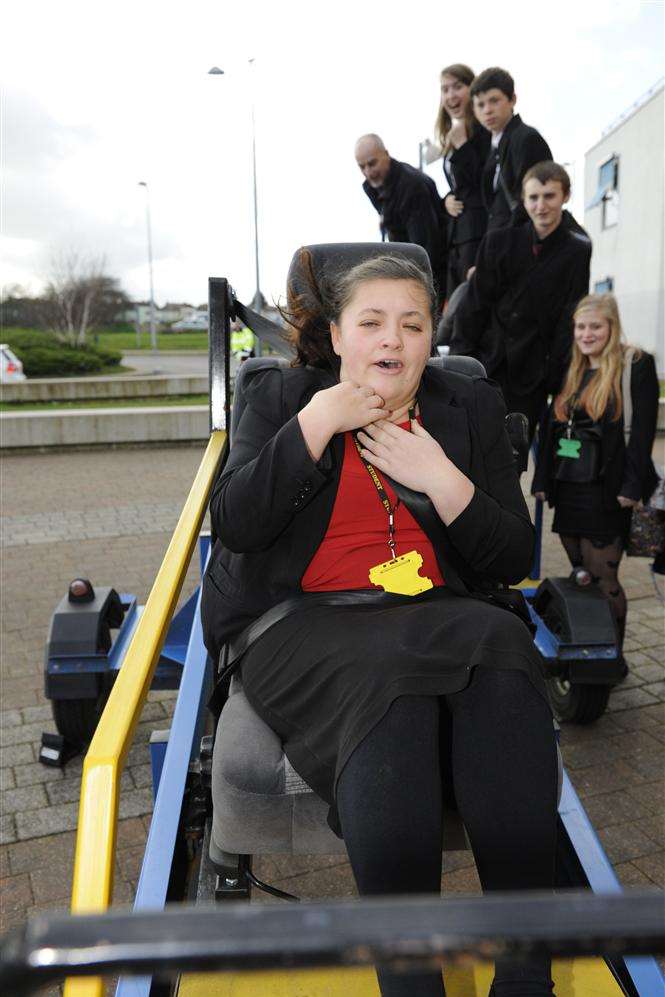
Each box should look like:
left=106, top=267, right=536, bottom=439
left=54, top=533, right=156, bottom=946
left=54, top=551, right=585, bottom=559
left=43, top=251, right=130, bottom=347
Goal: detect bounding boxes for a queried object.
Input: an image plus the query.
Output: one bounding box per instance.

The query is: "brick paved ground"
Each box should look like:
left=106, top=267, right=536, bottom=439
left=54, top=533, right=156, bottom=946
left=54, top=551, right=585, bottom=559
left=1, top=444, right=663, bottom=995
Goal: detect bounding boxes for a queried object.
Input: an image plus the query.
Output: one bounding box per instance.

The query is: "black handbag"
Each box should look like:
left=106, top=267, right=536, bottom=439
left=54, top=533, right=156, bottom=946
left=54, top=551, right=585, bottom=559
left=622, top=354, right=665, bottom=557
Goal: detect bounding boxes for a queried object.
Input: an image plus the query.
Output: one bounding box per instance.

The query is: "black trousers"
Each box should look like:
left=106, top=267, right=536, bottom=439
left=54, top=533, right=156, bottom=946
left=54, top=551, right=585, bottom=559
left=336, top=667, right=558, bottom=997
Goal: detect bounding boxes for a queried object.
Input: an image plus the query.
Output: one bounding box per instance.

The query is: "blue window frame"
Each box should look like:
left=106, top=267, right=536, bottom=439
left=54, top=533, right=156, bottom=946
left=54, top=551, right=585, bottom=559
left=594, top=277, right=614, bottom=293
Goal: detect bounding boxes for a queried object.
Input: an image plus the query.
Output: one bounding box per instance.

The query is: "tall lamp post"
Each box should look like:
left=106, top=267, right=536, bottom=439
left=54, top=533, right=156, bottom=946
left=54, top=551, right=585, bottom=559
left=138, top=181, right=157, bottom=351
left=209, top=60, right=263, bottom=356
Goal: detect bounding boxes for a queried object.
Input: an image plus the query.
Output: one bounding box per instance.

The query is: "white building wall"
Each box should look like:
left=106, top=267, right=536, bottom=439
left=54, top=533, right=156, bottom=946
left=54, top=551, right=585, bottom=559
left=584, top=85, right=664, bottom=376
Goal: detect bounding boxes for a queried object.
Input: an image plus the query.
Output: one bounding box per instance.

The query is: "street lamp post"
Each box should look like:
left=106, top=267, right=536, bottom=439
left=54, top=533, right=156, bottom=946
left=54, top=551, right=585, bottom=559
left=209, top=60, right=263, bottom=356
left=138, top=181, right=157, bottom=352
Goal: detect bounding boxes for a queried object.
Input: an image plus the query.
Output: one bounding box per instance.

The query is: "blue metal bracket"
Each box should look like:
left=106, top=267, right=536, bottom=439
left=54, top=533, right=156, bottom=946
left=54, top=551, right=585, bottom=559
left=115, top=536, right=212, bottom=997
left=558, top=771, right=664, bottom=993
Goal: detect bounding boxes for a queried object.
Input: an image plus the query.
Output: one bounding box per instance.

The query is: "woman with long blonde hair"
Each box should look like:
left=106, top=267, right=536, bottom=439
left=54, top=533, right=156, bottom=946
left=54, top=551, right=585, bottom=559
left=436, top=63, right=491, bottom=296
left=533, top=293, right=659, bottom=644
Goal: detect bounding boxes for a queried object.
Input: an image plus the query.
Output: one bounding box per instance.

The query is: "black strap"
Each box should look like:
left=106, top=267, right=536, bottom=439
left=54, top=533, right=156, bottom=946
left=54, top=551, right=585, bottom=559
left=233, top=299, right=295, bottom=359
left=217, top=590, right=413, bottom=687
left=498, top=164, right=519, bottom=213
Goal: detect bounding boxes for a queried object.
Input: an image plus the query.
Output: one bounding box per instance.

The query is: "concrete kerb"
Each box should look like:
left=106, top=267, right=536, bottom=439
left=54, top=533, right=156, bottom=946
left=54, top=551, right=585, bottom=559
left=1, top=406, right=209, bottom=449
left=0, top=374, right=208, bottom=403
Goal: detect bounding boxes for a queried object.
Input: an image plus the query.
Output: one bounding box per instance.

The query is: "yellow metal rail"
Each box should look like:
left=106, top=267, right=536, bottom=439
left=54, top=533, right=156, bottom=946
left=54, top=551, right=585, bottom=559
left=64, top=430, right=226, bottom=997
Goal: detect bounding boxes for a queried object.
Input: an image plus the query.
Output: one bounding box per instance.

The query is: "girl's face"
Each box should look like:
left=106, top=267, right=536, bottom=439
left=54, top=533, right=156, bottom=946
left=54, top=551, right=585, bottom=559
left=331, top=278, right=432, bottom=409
left=441, top=74, right=470, bottom=119
left=574, top=309, right=612, bottom=362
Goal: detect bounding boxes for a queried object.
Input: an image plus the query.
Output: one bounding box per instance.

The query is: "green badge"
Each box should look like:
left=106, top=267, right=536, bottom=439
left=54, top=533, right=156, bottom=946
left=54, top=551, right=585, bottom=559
left=556, top=437, right=581, bottom=459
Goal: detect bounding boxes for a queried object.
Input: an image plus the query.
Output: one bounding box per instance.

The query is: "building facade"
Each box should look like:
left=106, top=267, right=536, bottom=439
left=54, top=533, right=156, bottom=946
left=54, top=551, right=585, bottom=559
left=584, top=81, right=664, bottom=375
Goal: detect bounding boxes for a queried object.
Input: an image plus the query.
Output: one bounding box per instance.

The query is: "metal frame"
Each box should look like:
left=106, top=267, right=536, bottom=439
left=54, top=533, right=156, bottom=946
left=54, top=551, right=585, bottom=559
left=556, top=772, right=665, bottom=995
left=2, top=892, right=663, bottom=997
left=115, top=537, right=212, bottom=997
left=208, top=276, right=231, bottom=433
left=63, top=433, right=225, bottom=997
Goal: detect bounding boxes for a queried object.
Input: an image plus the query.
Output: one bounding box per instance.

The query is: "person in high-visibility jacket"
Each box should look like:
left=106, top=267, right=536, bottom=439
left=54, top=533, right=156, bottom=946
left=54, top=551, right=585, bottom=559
left=230, top=322, right=255, bottom=358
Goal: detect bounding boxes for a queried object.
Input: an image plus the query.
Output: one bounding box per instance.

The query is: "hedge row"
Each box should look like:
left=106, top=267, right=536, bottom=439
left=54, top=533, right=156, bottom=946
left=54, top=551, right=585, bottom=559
left=4, top=328, right=122, bottom=377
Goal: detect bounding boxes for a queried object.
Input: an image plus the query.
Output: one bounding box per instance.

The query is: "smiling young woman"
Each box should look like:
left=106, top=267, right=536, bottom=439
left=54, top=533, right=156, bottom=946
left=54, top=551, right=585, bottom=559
left=533, top=293, right=660, bottom=645
left=435, top=63, right=491, bottom=296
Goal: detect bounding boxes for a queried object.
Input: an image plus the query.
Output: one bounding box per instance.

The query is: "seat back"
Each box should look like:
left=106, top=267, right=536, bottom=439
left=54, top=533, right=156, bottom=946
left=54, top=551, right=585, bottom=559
left=286, top=240, right=432, bottom=309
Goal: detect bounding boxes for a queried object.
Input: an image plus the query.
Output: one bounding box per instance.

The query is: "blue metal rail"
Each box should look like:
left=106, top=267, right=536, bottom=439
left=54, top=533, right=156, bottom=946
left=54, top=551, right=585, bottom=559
left=116, top=536, right=212, bottom=997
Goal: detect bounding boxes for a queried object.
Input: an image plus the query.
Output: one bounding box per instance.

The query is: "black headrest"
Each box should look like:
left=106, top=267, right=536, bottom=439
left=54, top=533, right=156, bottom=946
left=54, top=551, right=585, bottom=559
left=286, top=242, right=432, bottom=316
left=230, top=353, right=486, bottom=439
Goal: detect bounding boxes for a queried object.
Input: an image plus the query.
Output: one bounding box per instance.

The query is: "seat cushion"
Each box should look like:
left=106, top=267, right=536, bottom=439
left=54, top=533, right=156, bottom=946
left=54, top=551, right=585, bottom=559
left=211, top=681, right=347, bottom=855
left=210, top=679, right=472, bottom=857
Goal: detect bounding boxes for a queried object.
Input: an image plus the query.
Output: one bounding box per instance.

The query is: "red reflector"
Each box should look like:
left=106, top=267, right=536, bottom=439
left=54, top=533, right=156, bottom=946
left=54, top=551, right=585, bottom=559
left=6, top=363, right=16, bottom=373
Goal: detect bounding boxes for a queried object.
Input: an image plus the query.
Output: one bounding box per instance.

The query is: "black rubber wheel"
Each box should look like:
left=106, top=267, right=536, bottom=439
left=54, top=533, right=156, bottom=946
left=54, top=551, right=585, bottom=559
left=548, top=677, right=611, bottom=724
left=51, top=675, right=113, bottom=746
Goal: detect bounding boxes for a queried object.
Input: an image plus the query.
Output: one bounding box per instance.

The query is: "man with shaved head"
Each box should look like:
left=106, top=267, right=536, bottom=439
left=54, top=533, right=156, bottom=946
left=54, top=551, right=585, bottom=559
left=355, top=134, right=446, bottom=302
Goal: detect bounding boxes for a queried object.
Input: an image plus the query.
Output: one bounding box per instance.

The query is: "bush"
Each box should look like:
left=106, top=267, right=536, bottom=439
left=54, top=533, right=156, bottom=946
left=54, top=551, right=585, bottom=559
left=100, top=322, right=135, bottom=334
left=3, top=328, right=121, bottom=377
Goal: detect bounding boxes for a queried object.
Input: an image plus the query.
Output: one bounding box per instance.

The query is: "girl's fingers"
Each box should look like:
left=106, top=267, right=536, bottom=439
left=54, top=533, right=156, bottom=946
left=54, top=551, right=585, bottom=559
left=359, top=448, right=388, bottom=471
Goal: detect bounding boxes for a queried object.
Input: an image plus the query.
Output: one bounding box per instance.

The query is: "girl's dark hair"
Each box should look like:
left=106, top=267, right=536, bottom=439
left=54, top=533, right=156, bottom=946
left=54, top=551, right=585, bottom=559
left=285, top=251, right=436, bottom=369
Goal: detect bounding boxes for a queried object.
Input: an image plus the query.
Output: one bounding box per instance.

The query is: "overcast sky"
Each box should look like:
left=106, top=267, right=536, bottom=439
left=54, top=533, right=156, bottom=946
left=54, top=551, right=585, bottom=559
left=2, top=0, right=663, bottom=310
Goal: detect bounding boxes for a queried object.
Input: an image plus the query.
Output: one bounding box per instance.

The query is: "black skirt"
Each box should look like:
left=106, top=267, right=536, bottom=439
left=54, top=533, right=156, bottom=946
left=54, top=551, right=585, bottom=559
left=239, top=587, right=550, bottom=831
left=552, top=481, right=630, bottom=543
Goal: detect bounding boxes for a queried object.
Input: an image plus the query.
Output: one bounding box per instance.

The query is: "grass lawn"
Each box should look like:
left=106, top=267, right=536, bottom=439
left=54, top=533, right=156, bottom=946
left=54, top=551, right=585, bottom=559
left=95, top=331, right=208, bottom=351
left=0, top=394, right=209, bottom=412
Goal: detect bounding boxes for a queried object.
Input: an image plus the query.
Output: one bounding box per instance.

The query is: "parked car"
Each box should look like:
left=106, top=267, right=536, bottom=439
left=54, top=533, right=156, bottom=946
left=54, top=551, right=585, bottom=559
left=171, top=313, right=209, bottom=332
left=0, top=344, right=26, bottom=382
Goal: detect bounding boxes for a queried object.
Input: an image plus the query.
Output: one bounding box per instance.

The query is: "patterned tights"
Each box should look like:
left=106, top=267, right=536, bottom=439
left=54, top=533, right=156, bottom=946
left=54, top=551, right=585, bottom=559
left=560, top=534, right=627, bottom=644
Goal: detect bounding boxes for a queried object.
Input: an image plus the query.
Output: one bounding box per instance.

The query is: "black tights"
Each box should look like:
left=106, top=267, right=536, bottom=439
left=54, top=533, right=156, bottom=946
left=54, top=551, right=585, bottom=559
left=336, top=668, right=558, bottom=997
left=560, top=534, right=627, bottom=645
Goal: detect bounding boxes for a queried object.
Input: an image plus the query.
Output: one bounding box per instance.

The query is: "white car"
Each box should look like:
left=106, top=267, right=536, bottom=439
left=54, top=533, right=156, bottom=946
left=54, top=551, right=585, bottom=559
left=0, top=344, right=26, bottom=382
left=171, top=313, right=209, bottom=331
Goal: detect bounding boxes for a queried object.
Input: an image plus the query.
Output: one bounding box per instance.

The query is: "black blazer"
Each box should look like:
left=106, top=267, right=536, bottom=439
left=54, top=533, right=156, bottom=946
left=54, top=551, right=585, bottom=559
left=201, top=364, right=535, bottom=658
left=532, top=351, right=660, bottom=510
left=363, top=159, right=446, bottom=280
left=443, top=125, right=491, bottom=247
left=481, top=115, right=552, bottom=231
left=449, top=220, right=591, bottom=395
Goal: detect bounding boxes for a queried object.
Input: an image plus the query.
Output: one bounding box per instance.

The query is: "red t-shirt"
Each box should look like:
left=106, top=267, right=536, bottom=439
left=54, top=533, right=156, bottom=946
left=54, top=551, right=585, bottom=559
left=301, top=424, right=445, bottom=592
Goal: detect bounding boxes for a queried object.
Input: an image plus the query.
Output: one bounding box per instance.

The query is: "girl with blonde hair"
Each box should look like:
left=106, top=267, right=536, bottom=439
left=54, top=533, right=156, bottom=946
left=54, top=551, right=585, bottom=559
left=436, top=63, right=491, bottom=296
left=533, top=293, right=659, bottom=644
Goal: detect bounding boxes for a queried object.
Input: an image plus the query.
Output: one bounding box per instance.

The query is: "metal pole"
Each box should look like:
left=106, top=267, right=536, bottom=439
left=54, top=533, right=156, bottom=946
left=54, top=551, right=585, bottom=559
left=139, top=182, right=157, bottom=352
left=249, top=58, right=262, bottom=356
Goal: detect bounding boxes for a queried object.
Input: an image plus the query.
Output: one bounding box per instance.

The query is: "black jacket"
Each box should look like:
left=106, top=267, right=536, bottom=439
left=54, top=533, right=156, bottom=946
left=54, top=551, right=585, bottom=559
left=443, top=125, right=491, bottom=247
left=449, top=220, right=592, bottom=395
left=201, top=363, right=535, bottom=658
left=532, top=351, right=660, bottom=510
left=481, top=114, right=552, bottom=231
left=363, top=159, right=446, bottom=282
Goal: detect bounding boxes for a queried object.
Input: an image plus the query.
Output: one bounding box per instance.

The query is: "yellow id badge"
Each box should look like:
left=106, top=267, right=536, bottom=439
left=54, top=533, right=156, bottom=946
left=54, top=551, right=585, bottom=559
left=368, top=549, right=434, bottom=596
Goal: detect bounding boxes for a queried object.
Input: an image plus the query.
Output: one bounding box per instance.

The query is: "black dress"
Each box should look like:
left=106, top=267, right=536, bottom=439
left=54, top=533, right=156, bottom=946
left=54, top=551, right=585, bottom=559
left=550, top=371, right=629, bottom=542
left=240, top=587, right=549, bottom=833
